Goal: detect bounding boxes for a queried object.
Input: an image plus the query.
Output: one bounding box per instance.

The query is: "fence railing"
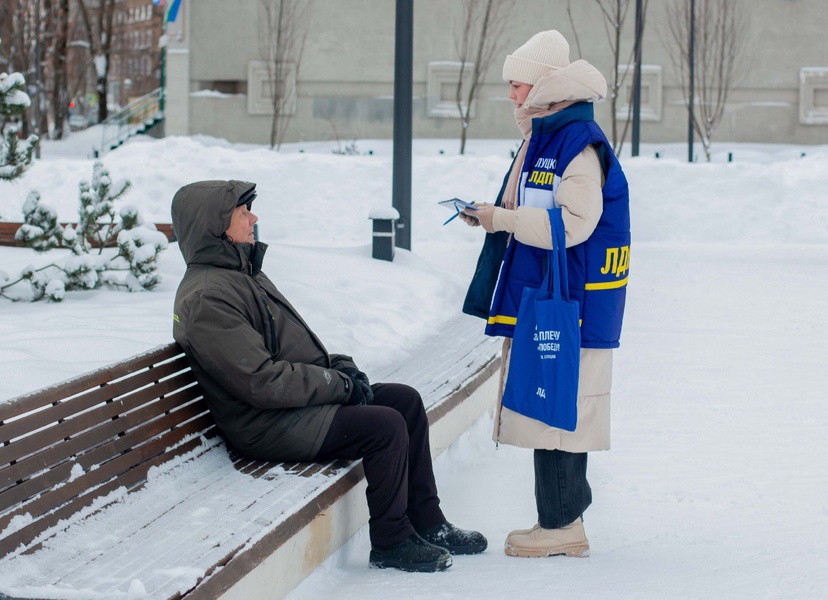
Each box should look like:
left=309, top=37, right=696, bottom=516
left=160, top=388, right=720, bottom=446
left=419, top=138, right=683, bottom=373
left=97, top=88, right=164, bottom=156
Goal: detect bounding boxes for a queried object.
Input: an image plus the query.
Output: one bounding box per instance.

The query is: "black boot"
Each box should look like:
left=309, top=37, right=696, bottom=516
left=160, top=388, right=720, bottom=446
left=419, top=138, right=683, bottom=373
left=419, top=521, right=488, bottom=555
left=369, top=533, right=453, bottom=572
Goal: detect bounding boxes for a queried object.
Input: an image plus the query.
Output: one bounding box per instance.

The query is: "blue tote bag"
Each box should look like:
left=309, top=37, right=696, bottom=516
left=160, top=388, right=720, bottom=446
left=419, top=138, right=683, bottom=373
left=501, top=209, right=580, bottom=431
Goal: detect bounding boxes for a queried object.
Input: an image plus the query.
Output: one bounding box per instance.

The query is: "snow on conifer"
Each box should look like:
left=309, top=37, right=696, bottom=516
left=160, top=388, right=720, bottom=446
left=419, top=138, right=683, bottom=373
left=70, top=161, right=133, bottom=253
left=3, top=163, right=168, bottom=302
left=14, top=191, right=63, bottom=252
left=0, top=71, right=38, bottom=182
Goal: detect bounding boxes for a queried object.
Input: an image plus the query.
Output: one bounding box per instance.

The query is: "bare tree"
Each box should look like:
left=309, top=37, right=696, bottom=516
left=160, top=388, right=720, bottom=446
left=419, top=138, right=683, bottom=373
left=568, top=0, right=650, bottom=155
left=565, top=0, right=583, bottom=59
left=50, top=0, right=69, bottom=138
left=77, top=0, right=117, bottom=124
left=37, top=0, right=54, bottom=138
left=667, top=0, right=749, bottom=161
left=258, top=0, right=310, bottom=149
left=453, top=0, right=512, bottom=155
left=7, top=0, right=42, bottom=139
left=0, top=3, right=14, bottom=72
left=0, top=0, right=70, bottom=141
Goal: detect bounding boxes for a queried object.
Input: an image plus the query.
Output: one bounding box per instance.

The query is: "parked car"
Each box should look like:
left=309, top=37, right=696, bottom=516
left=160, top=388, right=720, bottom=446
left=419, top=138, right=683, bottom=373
left=68, top=115, right=91, bottom=131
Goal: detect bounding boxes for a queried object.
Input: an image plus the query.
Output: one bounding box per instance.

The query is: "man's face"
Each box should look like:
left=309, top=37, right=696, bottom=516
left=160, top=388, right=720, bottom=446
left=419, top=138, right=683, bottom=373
left=225, top=203, right=258, bottom=244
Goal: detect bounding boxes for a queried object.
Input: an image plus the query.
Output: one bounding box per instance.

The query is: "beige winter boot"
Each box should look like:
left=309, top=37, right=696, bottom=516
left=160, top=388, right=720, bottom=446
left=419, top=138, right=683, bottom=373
left=504, top=518, right=590, bottom=558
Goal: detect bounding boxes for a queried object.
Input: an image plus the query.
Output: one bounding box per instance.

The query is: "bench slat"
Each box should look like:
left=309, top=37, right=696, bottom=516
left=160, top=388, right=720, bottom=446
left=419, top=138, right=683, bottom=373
left=0, top=355, right=192, bottom=445
left=0, top=390, right=208, bottom=503
left=0, top=344, right=184, bottom=423
left=0, top=384, right=203, bottom=490
left=0, top=223, right=176, bottom=249
left=51, top=454, right=343, bottom=599
left=0, top=432, right=213, bottom=559
left=59, top=452, right=312, bottom=592
left=0, top=371, right=201, bottom=471
left=0, top=405, right=213, bottom=523
left=0, top=417, right=217, bottom=555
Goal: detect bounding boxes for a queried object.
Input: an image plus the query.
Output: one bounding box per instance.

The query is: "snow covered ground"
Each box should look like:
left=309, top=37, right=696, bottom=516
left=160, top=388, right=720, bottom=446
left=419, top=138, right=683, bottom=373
left=1, top=132, right=827, bottom=598
left=291, top=242, right=828, bottom=600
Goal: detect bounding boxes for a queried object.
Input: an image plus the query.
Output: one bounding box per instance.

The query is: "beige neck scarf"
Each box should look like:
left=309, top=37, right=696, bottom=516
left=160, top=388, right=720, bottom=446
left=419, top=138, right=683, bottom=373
left=501, top=100, right=577, bottom=210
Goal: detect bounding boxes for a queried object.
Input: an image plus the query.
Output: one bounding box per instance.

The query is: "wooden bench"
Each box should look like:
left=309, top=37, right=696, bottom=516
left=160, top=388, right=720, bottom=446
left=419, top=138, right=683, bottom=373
left=0, top=222, right=176, bottom=247
left=0, top=316, right=500, bottom=599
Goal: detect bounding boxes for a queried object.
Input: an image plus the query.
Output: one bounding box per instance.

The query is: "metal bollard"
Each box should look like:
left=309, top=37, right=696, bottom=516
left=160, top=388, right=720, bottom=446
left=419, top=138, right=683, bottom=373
left=368, top=207, right=400, bottom=262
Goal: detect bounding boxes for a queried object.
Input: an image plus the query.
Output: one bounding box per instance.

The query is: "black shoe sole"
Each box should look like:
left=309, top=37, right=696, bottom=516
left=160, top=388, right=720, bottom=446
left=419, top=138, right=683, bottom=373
left=437, top=542, right=488, bottom=555
left=369, top=553, right=453, bottom=572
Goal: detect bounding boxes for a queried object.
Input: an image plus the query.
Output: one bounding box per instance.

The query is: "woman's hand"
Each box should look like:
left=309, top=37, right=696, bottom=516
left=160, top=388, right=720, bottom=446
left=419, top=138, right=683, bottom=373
left=459, top=211, right=480, bottom=227
left=464, top=203, right=496, bottom=233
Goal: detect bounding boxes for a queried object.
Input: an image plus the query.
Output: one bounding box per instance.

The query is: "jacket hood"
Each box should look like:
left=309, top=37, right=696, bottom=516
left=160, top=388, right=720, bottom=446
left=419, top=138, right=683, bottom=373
left=171, top=179, right=258, bottom=269
left=524, top=59, right=608, bottom=109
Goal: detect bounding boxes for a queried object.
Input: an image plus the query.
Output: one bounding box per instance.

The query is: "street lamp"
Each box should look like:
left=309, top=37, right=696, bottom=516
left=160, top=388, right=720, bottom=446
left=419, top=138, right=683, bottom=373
left=688, top=0, right=695, bottom=163
left=631, top=0, right=644, bottom=157
left=392, top=0, right=413, bottom=251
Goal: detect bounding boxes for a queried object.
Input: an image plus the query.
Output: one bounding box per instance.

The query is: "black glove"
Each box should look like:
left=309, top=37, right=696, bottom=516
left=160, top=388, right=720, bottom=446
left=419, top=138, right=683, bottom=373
left=341, top=366, right=370, bottom=388
left=340, top=367, right=374, bottom=405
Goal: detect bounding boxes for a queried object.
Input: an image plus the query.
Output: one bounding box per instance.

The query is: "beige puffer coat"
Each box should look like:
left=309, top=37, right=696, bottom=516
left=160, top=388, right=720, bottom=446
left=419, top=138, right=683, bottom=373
left=490, top=61, right=614, bottom=453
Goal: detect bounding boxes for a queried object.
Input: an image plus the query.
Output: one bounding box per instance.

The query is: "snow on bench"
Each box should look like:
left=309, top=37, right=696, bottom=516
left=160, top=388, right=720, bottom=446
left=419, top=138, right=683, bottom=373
left=0, top=314, right=499, bottom=600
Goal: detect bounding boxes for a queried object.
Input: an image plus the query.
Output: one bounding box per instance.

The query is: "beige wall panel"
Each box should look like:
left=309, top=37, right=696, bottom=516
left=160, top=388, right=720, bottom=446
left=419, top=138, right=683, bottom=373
left=169, top=0, right=828, bottom=146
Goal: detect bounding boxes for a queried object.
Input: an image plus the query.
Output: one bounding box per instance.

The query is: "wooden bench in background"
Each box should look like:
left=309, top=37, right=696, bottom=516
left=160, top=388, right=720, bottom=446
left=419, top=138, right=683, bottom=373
left=0, top=317, right=500, bottom=600
left=0, top=222, right=176, bottom=248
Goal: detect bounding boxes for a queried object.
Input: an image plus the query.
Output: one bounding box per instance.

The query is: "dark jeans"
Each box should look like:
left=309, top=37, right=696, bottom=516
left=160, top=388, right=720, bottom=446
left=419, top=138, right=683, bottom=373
left=534, top=449, right=592, bottom=530
left=316, top=383, right=445, bottom=547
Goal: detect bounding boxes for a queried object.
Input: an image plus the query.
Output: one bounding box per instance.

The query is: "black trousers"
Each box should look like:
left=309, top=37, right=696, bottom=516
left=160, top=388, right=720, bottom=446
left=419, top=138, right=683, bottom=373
left=315, top=383, right=445, bottom=547
left=534, top=449, right=592, bottom=529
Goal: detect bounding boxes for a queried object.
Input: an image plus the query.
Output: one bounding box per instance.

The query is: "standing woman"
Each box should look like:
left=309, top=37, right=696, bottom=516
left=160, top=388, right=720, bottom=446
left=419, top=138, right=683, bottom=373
left=461, top=30, right=630, bottom=558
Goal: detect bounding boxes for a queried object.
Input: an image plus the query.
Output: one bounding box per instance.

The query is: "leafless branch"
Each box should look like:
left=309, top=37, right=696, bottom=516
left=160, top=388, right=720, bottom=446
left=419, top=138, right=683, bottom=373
left=665, top=0, right=749, bottom=161
left=453, top=0, right=513, bottom=155
left=259, top=0, right=311, bottom=149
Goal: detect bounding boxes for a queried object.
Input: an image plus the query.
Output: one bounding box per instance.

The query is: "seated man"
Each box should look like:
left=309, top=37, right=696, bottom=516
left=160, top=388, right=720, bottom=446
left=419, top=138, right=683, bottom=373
left=171, top=180, right=486, bottom=572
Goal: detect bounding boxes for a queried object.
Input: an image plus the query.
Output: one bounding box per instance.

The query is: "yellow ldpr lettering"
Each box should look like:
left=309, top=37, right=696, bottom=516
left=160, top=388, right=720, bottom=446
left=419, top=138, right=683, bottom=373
left=528, top=170, right=555, bottom=186
left=601, top=247, right=618, bottom=275
left=617, top=245, right=630, bottom=276
left=600, top=246, right=630, bottom=277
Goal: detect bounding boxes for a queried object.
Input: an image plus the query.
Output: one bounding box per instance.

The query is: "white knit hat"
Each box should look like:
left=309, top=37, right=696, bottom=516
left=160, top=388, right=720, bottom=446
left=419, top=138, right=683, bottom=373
left=502, top=30, right=570, bottom=84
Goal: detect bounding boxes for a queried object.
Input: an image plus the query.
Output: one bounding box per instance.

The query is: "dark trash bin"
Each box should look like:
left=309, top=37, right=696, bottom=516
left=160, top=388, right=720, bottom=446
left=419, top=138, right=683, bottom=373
left=368, top=207, right=400, bottom=262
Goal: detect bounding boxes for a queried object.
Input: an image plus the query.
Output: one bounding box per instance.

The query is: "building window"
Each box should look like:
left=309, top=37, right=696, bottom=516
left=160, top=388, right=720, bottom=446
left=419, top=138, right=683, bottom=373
left=799, top=67, right=828, bottom=125
left=197, top=81, right=246, bottom=95
left=426, top=61, right=475, bottom=119
left=247, top=60, right=297, bottom=116
left=615, top=64, right=662, bottom=122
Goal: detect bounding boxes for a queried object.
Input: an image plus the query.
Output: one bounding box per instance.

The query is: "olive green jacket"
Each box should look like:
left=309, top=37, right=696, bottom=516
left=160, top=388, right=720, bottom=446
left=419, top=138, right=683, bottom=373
left=172, top=180, right=354, bottom=461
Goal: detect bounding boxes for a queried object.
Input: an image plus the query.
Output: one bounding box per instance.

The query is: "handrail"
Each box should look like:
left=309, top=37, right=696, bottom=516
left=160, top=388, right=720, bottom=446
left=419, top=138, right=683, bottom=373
left=97, top=88, right=164, bottom=156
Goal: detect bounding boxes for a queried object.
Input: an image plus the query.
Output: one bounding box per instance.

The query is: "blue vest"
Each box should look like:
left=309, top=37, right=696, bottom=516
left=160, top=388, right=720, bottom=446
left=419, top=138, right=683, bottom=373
left=486, top=103, right=630, bottom=349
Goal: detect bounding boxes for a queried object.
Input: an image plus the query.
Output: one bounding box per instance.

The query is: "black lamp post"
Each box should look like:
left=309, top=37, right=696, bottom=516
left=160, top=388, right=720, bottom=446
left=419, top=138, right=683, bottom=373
left=688, top=0, right=695, bottom=163
left=392, top=0, right=413, bottom=250
left=631, top=0, right=644, bottom=157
